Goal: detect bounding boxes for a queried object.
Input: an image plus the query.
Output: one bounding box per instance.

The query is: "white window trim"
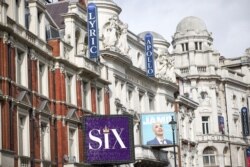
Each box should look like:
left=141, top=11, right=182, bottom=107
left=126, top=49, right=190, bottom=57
left=203, top=148, right=216, bottom=166
left=138, top=90, right=145, bottom=113
left=17, top=107, right=30, bottom=156
left=40, top=116, right=51, bottom=161
left=126, top=83, right=135, bottom=110
left=82, top=79, right=90, bottom=110
left=65, top=71, right=76, bottom=105
left=67, top=123, right=79, bottom=162
left=38, top=61, right=48, bottom=96
left=16, top=47, right=28, bottom=87
left=96, top=82, right=104, bottom=115
left=148, top=92, right=155, bottom=113
left=202, top=116, right=209, bottom=134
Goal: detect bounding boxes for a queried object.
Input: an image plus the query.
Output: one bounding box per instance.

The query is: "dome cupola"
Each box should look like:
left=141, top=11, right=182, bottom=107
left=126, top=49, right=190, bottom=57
left=173, top=16, right=212, bottom=39
left=138, top=31, right=170, bottom=50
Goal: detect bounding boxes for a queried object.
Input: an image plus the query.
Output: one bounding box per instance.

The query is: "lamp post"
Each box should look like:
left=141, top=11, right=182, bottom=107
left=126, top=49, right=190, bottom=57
left=169, top=116, right=177, bottom=167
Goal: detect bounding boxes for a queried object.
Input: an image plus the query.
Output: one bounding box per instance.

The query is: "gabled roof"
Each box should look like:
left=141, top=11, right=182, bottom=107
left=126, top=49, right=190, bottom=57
left=37, top=100, right=52, bottom=116
left=16, top=91, right=32, bottom=107
left=46, top=1, right=69, bottom=29
left=66, top=108, right=80, bottom=123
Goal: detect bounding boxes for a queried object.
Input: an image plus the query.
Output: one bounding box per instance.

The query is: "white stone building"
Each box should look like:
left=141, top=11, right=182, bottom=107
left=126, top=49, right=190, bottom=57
left=0, top=0, right=249, bottom=167
left=172, top=16, right=250, bottom=167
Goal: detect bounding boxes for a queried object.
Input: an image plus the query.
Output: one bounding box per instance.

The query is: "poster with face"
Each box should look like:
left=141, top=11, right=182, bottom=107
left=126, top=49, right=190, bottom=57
left=141, top=112, right=176, bottom=146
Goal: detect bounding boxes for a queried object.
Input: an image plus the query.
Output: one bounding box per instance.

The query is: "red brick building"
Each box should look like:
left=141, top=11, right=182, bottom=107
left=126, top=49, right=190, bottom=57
left=0, top=0, right=110, bottom=166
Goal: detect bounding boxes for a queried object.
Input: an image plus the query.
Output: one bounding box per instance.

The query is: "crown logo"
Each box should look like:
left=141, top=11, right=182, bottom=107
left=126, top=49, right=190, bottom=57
left=103, top=125, right=110, bottom=133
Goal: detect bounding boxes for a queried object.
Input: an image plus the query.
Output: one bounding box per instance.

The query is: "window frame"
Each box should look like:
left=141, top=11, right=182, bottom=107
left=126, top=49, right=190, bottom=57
left=40, top=119, right=51, bottom=161
left=16, top=47, right=28, bottom=87
left=38, top=61, right=48, bottom=96
left=82, top=80, right=89, bottom=109
left=17, top=107, right=30, bottom=157
left=202, top=116, right=209, bottom=134
left=65, top=71, right=76, bottom=105
left=68, top=124, right=79, bottom=163
left=148, top=93, right=155, bottom=113
left=96, top=87, right=103, bottom=114
left=203, top=147, right=216, bottom=166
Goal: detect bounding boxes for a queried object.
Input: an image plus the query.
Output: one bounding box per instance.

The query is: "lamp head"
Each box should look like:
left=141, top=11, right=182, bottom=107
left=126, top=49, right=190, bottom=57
left=169, top=115, right=177, bottom=129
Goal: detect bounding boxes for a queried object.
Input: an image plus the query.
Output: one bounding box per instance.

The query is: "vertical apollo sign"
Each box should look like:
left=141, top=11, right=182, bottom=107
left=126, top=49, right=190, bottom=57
left=83, top=115, right=135, bottom=164
left=241, top=107, right=249, bottom=136
left=87, top=3, right=99, bottom=59
left=145, top=33, right=155, bottom=77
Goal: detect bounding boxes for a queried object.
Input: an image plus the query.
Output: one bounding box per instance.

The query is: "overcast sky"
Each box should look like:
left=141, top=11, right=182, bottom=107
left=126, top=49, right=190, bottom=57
left=114, top=0, right=250, bottom=58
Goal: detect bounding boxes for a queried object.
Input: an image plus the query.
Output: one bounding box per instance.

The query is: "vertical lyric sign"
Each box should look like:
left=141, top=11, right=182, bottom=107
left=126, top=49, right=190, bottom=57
left=145, top=33, right=155, bottom=77
left=87, top=3, right=99, bottom=59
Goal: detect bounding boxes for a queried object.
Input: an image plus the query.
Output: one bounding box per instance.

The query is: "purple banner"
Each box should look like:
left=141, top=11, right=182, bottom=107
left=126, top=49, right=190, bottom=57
left=83, top=115, right=134, bottom=164
left=218, top=116, right=225, bottom=134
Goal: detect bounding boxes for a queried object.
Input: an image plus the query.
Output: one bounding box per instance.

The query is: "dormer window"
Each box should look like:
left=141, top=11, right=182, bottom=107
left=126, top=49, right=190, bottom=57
left=195, top=42, right=202, bottom=50
left=181, top=43, right=189, bottom=51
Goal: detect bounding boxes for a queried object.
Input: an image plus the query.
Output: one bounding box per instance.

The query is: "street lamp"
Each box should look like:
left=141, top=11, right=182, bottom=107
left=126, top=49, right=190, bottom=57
left=169, top=116, right=177, bottom=167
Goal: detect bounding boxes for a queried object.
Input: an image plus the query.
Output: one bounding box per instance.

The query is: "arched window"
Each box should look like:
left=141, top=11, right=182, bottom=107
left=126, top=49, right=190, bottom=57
left=203, top=147, right=216, bottom=166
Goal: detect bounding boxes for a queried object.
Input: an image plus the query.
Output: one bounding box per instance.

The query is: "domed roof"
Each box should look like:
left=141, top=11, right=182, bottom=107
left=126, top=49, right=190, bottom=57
left=138, top=31, right=166, bottom=41
left=88, top=0, right=116, bottom=5
left=176, top=16, right=207, bottom=33
left=88, top=0, right=121, bottom=14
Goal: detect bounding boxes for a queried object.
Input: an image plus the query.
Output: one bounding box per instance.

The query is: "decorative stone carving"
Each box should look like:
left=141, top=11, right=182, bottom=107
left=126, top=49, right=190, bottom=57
left=102, top=15, right=130, bottom=55
left=4, top=35, right=15, bottom=48
left=29, top=49, right=37, bottom=60
left=77, top=42, right=85, bottom=55
left=103, top=15, right=119, bottom=49
left=156, top=50, right=175, bottom=81
left=117, top=23, right=129, bottom=55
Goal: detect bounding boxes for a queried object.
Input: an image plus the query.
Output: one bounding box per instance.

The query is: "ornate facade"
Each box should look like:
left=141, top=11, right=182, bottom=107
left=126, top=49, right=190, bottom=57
left=0, top=0, right=249, bottom=167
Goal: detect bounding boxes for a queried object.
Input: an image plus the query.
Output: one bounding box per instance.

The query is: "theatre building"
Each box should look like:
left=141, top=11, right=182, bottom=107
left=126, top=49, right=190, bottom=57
left=0, top=0, right=250, bottom=167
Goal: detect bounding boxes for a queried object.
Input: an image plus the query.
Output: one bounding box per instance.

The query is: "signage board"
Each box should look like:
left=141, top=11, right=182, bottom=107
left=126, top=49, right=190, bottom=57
left=83, top=115, right=134, bottom=164
left=241, top=107, right=249, bottom=136
left=218, top=116, right=225, bottom=134
left=141, top=112, right=176, bottom=146
left=144, top=33, right=155, bottom=77
left=87, top=3, right=99, bottom=59
left=246, top=147, right=250, bottom=167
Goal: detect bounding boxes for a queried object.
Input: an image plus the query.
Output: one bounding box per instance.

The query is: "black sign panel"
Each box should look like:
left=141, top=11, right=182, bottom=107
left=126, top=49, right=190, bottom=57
left=241, top=107, right=249, bottom=136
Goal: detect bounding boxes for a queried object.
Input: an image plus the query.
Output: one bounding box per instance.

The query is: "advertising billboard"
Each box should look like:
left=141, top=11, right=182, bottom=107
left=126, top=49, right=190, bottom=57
left=83, top=115, right=135, bottom=164
left=141, top=112, right=176, bottom=146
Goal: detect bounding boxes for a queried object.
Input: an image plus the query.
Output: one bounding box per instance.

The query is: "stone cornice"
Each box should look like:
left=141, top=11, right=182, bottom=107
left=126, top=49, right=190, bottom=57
left=177, top=95, right=199, bottom=110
